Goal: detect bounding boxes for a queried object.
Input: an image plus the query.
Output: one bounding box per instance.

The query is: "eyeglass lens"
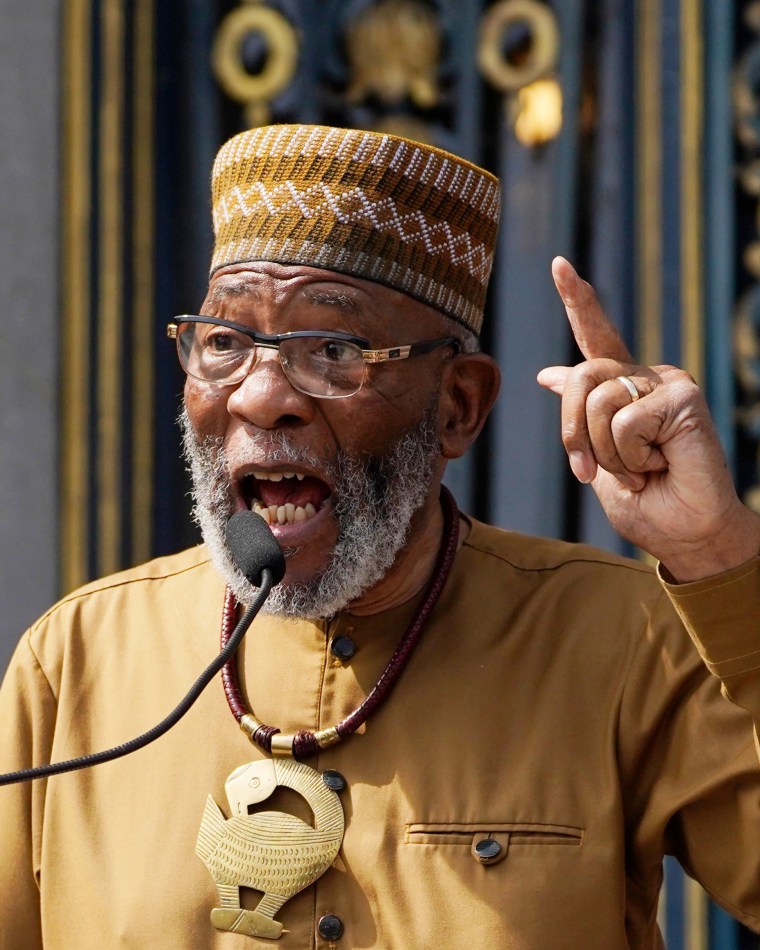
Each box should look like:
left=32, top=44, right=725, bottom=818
left=176, top=321, right=366, bottom=398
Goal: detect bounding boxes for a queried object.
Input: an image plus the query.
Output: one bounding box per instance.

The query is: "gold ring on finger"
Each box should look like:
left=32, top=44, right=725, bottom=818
left=616, top=375, right=640, bottom=403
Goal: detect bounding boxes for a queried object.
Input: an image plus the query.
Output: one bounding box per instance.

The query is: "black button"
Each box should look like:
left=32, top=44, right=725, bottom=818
left=331, top=635, right=356, bottom=661
left=318, top=914, right=344, bottom=940
left=475, top=838, right=501, bottom=861
left=322, top=769, right=347, bottom=792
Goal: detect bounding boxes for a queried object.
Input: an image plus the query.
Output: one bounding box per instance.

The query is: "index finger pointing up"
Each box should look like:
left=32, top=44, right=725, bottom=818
left=552, top=256, right=634, bottom=363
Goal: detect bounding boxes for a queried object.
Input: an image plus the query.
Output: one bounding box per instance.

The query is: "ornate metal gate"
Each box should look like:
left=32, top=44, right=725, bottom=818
left=57, top=2, right=760, bottom=945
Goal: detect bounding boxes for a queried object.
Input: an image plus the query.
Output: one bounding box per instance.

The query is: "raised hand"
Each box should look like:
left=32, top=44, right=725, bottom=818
left=538, top=257, right=760, bottom=582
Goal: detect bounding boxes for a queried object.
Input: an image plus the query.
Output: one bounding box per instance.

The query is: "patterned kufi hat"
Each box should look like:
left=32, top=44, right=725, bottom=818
left=210, top=125, right=501, bottom=336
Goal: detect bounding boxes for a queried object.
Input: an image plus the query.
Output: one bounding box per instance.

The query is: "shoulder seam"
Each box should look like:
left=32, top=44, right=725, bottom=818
left=23, top=629, right=59, bottom=706
left=31, top=553, right=211, bottom=630
left=462, top=538, right=653, bottom=577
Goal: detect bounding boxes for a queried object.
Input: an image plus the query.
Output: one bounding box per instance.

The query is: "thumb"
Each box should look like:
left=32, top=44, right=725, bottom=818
left=537, top=365, right=570, bottom=396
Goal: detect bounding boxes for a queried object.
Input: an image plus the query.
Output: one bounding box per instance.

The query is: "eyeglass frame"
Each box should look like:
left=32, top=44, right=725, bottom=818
left=167, top=314, right=460, bottom=396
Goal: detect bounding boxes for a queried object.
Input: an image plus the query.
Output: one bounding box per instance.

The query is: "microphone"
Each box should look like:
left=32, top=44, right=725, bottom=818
left=226, top=510, right=286, bottom=587
left=0, top=513, right=284, bottom=786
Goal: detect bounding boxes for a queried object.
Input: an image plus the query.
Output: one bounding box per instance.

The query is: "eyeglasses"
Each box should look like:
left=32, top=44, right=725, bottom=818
left=167, top=315, right=459, bottom=399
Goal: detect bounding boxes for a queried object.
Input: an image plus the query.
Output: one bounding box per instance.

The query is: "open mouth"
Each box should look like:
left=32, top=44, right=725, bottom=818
left=241, top=470, right=332, bottom=527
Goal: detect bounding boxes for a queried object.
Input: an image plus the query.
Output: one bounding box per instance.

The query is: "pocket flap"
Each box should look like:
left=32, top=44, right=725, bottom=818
left=405, top=821, right=584, bottom=861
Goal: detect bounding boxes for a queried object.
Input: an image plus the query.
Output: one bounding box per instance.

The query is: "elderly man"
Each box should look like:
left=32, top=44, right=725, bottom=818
left=1, top=125, right=759, bottom=949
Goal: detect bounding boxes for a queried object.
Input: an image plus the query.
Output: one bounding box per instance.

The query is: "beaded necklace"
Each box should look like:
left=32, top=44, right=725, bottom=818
left=218, top=486, right=460, bottom=759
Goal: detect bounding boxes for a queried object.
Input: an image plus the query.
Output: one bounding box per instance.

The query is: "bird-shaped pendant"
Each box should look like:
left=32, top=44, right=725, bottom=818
left=196, top=758, right=345, bottom=939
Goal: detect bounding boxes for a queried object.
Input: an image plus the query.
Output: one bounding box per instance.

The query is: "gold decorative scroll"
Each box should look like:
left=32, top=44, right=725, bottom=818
left=345, top=0, right=442, bottom=110
left=477, top=0, right=562, bottom=147
left=212, top=0, right=299, bottom=127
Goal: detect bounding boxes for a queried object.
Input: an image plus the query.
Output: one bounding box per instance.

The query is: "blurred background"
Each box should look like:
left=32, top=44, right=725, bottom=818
left=1, top=1, right=759, bottom=944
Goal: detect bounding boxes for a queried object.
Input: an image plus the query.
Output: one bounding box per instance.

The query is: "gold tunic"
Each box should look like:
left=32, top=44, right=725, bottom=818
left=1, top=519, right=759, bottom=948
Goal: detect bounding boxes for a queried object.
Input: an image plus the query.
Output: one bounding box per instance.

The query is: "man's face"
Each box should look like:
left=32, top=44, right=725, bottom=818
left=182, top=261, right=453, bottom=614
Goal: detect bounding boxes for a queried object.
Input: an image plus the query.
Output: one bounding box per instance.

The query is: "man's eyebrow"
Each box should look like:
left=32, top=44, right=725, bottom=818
left=305, top=289, right=360, bottom=313
left=208, top=280, right=260, bottom=304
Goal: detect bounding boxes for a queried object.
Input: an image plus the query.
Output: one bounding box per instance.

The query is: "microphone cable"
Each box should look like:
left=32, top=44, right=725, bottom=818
left=0, top=574, right=271, bottom=786
left=0, top=510, right=287, bottom=786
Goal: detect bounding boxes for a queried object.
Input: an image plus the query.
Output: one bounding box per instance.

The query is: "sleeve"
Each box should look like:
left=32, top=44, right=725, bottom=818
left=660, top=557, right=760, bottom=723
left=0, top=632, right=57, bottom=950
left=616, top=562, right=760, bottom=932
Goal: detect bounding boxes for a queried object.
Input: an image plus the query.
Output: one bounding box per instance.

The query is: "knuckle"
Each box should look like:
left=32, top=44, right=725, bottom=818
left=609, top=408, right=640, bottom=443
left=565, top=362, right=594, bottom=388
left=657, top=366, right=700, bottom=391
left=561, top=418, right=586, bottom=449
left=585, top=385, right=611, bottom=414
left=571, top=359, right=604, bottom=381
left=672, top=373, right=701, bottom=398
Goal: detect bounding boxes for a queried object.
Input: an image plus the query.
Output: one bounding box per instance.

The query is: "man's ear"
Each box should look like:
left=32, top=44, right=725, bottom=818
left=438, top=353, right=501, bottom=460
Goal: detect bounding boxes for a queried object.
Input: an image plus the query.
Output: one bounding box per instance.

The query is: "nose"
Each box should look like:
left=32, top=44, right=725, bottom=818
left=226, top=346, right=316, bottom=430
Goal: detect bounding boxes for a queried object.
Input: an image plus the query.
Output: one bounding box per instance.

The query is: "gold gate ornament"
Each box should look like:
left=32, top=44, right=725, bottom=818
left=211, top=0, right=299, bottom=127
left=477, top=0, right=563, bottom=147
left=196, top=758, right=345, bottom=939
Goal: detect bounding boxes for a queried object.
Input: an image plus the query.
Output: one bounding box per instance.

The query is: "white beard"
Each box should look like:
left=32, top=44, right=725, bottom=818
left=179, top=403, right=440, bottom=619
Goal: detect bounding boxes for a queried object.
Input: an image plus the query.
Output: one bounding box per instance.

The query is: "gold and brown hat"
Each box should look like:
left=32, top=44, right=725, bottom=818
left=210, top=125, right=501, bottom=336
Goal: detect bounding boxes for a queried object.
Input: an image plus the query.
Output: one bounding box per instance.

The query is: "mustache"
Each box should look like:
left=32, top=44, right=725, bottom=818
left=182, top=422, right=322, bottom=470
left=178, top=408, right=325, bottom=499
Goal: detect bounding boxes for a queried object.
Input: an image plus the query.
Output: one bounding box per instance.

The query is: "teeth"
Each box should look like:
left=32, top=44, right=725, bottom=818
left=252, top=503, right=271, bottom=524
left=251, top=499, right=318, bottom=526
left=253, top=471, right=305, bottom=482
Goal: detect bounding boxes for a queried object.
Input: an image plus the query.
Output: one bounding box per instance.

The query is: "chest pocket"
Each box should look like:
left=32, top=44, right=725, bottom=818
left=404, top=822, right=584, bottom=866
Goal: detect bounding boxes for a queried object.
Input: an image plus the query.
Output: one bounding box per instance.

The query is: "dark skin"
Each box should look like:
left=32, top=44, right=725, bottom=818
left=540, top=257, right=760, bottom=582
left=184, top=261, right=501, bottom=615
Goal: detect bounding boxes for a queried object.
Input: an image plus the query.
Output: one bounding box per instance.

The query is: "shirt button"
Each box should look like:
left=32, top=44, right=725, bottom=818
left=330, top=635, right=357, bottom=661
left=474, top=838, right=502, bottom=862
left=322, top=769, right=347, bottom=792
left=318, top=914, right=344, bottom=940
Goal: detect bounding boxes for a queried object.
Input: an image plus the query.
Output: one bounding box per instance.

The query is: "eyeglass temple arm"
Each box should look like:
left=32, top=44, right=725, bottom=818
left=361, top=337, right=460, bottom=363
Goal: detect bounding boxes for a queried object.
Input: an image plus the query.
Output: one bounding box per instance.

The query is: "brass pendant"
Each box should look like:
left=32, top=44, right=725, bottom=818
left=196, top=758, right=345, bottom=940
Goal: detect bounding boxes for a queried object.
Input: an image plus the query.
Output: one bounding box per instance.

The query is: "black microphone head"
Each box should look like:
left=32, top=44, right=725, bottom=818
left=225, top=511, right=286, bottom=587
